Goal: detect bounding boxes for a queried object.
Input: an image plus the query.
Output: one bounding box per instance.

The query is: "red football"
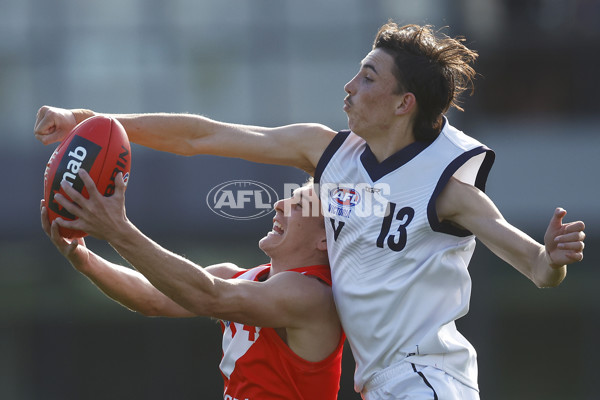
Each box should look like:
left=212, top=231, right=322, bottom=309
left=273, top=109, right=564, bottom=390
left=43, top=115, right=132, bottom=238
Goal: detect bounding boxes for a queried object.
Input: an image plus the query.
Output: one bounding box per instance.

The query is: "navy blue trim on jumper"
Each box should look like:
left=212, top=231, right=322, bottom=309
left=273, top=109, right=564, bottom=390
left=360, top=140, right=431, bottom=182
left=427, top=147, right=496, bottom=237
left=474, top=146, right=495, bottom=192
left=313, top=130, right=350, bottom=184
left=411, top=363, right=439, bottom=400
left=357, top=117, right=446, bottom=182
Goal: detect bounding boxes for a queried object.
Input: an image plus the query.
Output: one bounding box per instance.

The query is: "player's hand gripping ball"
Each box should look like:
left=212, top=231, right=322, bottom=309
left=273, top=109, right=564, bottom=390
left=43, top=116, right=131, bottom=238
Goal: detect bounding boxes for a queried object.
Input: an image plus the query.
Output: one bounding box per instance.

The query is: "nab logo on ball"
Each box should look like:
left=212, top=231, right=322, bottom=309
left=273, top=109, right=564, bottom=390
left=48, top=136, right=102, bottom=219
left=43, top=115, right=132, bottom=238
left=206, top=180, right=279, bottom=220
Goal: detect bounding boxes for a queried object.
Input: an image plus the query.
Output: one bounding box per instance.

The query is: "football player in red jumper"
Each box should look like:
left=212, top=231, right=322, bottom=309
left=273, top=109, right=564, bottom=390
left=41, top=177, right=344, bottom=400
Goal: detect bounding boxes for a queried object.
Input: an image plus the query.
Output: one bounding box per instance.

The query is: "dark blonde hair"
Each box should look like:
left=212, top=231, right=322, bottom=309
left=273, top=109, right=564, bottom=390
left=373, top=22, right=478, bottom=142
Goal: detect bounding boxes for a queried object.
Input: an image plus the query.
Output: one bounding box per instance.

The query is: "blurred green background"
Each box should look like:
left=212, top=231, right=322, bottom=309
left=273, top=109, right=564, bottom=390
left=1, top=1, right=598, bottom=399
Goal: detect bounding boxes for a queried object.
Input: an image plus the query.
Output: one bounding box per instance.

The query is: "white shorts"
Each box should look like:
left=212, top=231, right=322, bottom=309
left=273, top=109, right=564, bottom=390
left=362, top=362, right=479, bottom=400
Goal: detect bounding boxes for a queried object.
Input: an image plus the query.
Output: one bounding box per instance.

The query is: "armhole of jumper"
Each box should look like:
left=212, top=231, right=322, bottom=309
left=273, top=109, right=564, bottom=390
left=313, top=131, right=351, bottom=184
left=427, top=147, right=495, bottom=236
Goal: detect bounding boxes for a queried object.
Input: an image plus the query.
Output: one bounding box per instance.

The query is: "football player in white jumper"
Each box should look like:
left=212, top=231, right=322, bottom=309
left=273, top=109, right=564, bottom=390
left=35, top=22, right=586, bottom=400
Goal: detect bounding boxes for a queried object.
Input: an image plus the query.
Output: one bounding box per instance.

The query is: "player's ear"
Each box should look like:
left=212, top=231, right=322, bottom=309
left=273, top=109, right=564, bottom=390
left=395, top=92, right=416, bottom=116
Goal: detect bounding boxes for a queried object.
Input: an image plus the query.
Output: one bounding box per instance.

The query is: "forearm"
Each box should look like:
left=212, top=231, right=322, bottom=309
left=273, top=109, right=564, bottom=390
left=479, top=224, right=566, bottom=288
left=71, top=108, right=331, bottom=172
left=73, top=109, right=212, bottom=156
left=75, top=250, right=194, bottom=317
left=441, top=179, right=569, bottom=289
left=107, top=221, right=224, bottom=316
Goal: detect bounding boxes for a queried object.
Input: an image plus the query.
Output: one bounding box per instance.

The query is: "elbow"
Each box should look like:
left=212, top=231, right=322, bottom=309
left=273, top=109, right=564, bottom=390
left=174, top=293, right=222, bottom=317
left=532, top=269, right=567, bottom=289
left=184, top=301, right=216, bottom=317
left=188, top=291, right=246, bottom=321
left=135, top=303, right=165, bottom=317
left=138, top=309, right=159, bottom=317
left=534, top=279, right=562, bottom=289
left=176, top=140, right=202, bottom=156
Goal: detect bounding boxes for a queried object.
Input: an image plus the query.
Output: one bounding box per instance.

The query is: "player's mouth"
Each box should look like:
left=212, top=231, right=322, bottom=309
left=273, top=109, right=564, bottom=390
left=272, top=220, right=284, bottom=235
left=343, top=97, right=352, bottom=112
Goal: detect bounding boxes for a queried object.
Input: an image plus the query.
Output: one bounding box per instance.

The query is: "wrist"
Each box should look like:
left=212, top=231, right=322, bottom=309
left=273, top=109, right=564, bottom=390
left=544, top=249, right=564, bottom=270
left=71, top=109, right=95, bottom=124
left=108, top=219, right=140, bottom=249
left=530, top=250, right=566, bottom=288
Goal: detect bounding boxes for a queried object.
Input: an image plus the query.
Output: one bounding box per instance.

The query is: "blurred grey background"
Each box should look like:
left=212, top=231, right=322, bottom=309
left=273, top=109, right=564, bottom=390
left=1, top=0, right=599, bottom=399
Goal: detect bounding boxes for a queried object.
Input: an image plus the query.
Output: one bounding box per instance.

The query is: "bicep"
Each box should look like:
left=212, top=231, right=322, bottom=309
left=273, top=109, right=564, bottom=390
left=150, top=263, right=242, bottom=317
left=204, top=262, right=245, bottom=279
left=193, top=122, right=337, bottom=174
left=208, top=272, right=332, bottom=329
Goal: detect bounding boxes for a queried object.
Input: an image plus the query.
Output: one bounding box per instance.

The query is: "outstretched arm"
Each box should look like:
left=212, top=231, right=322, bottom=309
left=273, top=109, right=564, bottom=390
left=41, top=200, right=200, bottom=317
left=34, top=106, right=336, bottom=174
left=437, top=178, right=585, bottom=288
left=50, top=170, right=336, bottom=330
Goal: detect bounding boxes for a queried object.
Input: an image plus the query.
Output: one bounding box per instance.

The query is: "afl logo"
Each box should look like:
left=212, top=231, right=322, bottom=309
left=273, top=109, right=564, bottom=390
left=206, top=180, right=279, bottom=220
left=329, top=187, right=361, bottom=207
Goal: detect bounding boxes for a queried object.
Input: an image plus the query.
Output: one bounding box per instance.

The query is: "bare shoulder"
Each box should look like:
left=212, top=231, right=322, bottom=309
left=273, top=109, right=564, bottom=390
left=270, top=271, right=336, bottom=316
left=273, top=269, right=333, bottom=295
left=266, top=123, right=338, bottom=174
left=436, top=176, right=483, bottom=222
left=207, top=267, right=336, bottom=331
left=437, top=176, right=504, bottom=237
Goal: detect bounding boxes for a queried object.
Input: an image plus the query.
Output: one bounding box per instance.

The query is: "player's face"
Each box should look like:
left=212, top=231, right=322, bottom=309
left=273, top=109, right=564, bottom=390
left=259, top=186, right=325, bottom=258
left=343, top=48, right=403, bottom=138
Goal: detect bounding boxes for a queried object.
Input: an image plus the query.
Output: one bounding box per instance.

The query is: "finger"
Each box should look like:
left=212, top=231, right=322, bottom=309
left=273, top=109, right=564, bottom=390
left=50, top=219, right=63, bottom=239
left=555, top=230, right=586, bottom=242
left=34, top=110, right=56, bottom=137
left=54, top=192, right=82, bottom=217
left=66, top=238, right=80, bottom=253
left=60, top=178, right=89, bottom=207
left=555, top=230, right=586, bottom=245
left=36, top=105, right=49, bottom=121
left=115, top=172, right=127, bottom=196
left=557, top=240, right=585, bottom=252
left=50, top=218, right=80, bottom=244
left=549, top=207, right=567, bottom=229
left=560, top=221, right=586, bottom=234
left=35, top=106, right=44, bottom=120
left=78, top=169, right=102, bottom=198
left=40, top=205, right=51, bottom=236
left=565, top=252, right=584, bottom=262
left=54, top=216, right=80, bottom=232
left=50, top=220, right=82, bottom=255
left=34, top=106, right=48, bottom=132
left=49, top=220, right=72, bottom=249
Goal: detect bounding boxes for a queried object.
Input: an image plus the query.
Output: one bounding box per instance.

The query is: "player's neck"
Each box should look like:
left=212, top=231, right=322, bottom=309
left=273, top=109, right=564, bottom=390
left=355, top=117, right=415, bottom=163
left=365, top=127, right=415, bottom=163
left=268, top=255, right=328, bottom=276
